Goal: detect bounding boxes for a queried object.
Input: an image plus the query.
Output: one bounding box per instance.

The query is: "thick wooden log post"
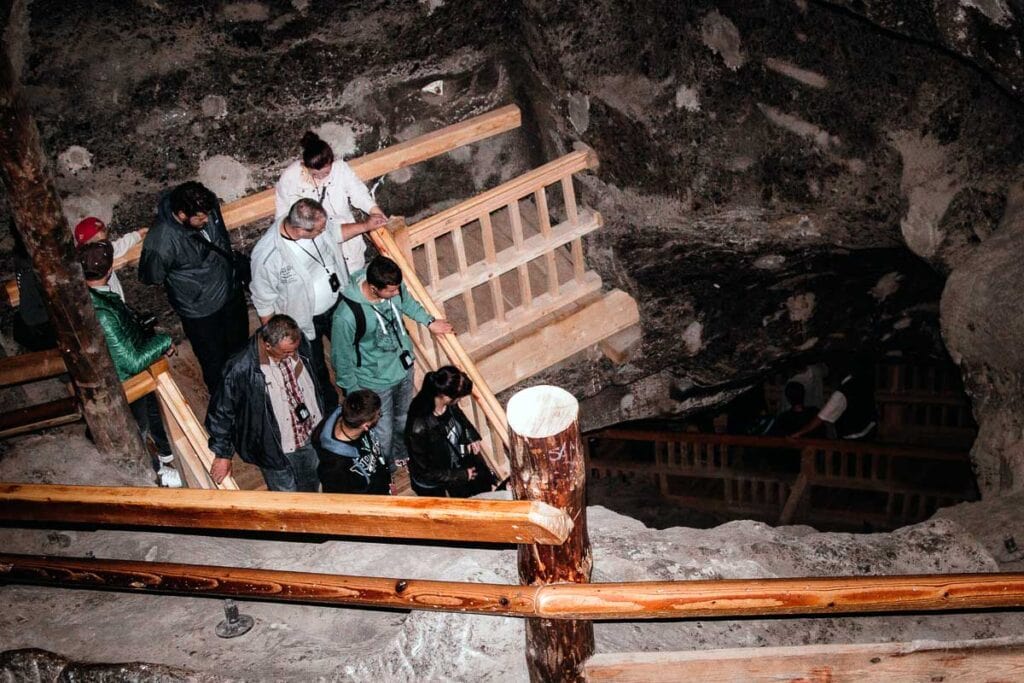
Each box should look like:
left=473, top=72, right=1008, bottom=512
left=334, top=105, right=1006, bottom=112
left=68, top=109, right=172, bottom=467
left=507, top=385, right=595, bottom=682
left=0, top=41, right=148, bottom=469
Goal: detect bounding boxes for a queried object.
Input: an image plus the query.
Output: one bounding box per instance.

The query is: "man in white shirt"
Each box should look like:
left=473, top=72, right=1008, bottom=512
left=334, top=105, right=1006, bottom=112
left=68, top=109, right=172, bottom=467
left=274, top=131, right=387, bottom=275
left=250, top=198, right=347, bottom=410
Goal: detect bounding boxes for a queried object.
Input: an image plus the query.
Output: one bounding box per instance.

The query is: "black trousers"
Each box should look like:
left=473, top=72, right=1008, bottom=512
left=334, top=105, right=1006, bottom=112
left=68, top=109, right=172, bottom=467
left=311, top=299, right=340, bottom=412
left=180, top=292, right=249, bottom=394
left=130, top=393, right=171, bottom=466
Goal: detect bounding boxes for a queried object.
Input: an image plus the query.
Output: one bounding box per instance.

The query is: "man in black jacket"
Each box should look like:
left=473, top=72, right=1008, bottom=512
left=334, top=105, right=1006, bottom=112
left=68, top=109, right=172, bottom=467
left=206, top=315, right=324, bottom=492
left=139, top=181, right=249, bottom=393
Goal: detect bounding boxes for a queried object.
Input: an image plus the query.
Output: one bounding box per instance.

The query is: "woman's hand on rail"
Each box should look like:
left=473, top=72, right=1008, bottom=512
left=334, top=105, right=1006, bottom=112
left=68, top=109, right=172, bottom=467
left=465, top=467, right=478, bottom=481
left=468, top=440, right=482, bottom=455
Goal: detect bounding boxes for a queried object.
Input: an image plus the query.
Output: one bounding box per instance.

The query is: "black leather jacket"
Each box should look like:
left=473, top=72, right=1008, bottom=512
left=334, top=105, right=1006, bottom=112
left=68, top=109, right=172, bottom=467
left=206, top=335, right=323, bottom=470
left=404, top=405, right=482, bottom=488
left=139, top=193, right=236, bottom=319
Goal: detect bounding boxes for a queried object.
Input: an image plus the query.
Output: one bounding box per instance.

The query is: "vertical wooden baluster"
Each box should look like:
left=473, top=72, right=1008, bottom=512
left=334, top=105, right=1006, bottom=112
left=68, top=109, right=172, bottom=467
left=425, top=237, right=440, bottom=289
left=508, top=201, right=533, bottom=307
left=451, top=224, right=478, bottom=335
left=562, top=175, right=586, bottom=283
left=534, top=188, right=559, bottom=297
left=480, top=212, right=505, bottom=325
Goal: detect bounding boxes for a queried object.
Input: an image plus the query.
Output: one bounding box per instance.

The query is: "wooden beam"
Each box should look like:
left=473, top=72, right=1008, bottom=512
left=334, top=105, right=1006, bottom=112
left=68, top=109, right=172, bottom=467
left=0, top=349, right=65, bottom=387
left=508, top=385, right=595, bottom=682
left=3, top=551, right=1024, bottom=624
left=584, top=639, right=1024, bottom=682
left=0, top=552, right=541, bottom=616
left=0, top=483, right=572, bottom=545
left=407, top=148, right=599, bottom=247
left=477, top=289, right=640, bottom=392
left=3, top=105, right=522, bottom=307
left=0, top=365, right=156, bottom=439
left=0, top=45, right=148, bottom=467
left=598, top=325, right=642, bottom=365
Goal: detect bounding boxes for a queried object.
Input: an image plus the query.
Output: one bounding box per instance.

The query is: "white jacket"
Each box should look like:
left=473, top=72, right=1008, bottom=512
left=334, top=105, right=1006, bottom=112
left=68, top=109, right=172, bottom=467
left=274, top=159, right=376, bottom=273
left=249, top=216, right=349, bottom=340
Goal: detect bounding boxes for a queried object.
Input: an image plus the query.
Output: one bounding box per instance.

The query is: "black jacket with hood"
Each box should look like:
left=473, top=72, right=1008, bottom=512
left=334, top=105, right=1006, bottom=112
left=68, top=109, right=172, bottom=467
left=139, top=192, right=236, bottom=319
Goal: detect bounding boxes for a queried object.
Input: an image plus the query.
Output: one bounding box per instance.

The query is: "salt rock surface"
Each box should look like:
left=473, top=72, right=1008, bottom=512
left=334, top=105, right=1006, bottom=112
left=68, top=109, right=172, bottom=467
left=198, top=155, right=251, bottom=202
left=1, top=493, right=1019, bottom=680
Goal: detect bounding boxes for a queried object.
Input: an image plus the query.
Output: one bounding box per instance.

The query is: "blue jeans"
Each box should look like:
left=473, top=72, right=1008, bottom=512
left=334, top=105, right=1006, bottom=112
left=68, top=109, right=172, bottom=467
left=260, top=442, right=320, bottom=492
left=375, top=367, right=414, bottom=471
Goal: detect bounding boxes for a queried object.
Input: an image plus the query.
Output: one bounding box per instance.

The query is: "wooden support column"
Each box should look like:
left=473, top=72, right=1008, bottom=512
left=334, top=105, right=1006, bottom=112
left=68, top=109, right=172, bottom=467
left=507, top=385, right=594, bottom=682
left=0, top=42, right=147, bottom=469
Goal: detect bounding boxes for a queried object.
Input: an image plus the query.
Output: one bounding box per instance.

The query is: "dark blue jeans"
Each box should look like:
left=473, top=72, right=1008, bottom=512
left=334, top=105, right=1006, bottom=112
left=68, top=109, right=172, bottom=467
left=259, top=442, right=320, bottom=492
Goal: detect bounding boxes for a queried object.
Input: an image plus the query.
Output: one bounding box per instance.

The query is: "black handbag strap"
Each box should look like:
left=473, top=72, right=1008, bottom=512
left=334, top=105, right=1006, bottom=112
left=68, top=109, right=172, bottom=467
left=188, top=231, right=234, bottom=262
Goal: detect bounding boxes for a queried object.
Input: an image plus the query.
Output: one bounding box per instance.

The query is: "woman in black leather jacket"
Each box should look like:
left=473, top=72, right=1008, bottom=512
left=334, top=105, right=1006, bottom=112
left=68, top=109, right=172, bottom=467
left=403, top=365, right=497, bottom=497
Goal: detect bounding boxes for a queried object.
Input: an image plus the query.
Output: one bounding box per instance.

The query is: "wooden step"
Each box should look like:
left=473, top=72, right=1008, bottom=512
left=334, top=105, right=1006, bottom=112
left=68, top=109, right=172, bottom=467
left=477, top=289, right=640, bottom=393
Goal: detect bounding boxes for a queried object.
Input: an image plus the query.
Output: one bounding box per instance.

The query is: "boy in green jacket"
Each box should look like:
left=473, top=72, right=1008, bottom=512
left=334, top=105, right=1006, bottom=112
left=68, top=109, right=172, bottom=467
left=79, top=241, right=181, bottom=487
left=330, top=256, right=453, bottom=474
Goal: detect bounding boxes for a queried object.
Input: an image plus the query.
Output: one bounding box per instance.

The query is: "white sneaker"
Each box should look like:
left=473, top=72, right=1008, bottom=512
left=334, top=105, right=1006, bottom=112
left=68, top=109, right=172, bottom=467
left=157, top=465, right=183, bottom=488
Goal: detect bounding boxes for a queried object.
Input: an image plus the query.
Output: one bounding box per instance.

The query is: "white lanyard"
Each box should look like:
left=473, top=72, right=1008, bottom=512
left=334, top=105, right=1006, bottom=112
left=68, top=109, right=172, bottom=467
left=371, top=299, right=405, bottom=340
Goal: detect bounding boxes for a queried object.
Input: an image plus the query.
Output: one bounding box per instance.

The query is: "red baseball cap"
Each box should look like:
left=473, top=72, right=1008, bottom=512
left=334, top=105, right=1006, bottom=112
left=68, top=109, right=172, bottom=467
left=73, top=217, right=105, bottom=246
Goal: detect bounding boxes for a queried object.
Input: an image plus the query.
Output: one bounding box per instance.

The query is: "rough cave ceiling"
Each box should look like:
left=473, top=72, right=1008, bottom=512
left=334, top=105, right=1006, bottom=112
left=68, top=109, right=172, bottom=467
left=1, top=0, right=1023, bottom=449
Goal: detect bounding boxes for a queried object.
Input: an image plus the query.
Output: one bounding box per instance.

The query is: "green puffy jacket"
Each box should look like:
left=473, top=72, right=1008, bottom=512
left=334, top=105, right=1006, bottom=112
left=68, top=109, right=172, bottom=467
left=90, top=288, right=171, bottom=381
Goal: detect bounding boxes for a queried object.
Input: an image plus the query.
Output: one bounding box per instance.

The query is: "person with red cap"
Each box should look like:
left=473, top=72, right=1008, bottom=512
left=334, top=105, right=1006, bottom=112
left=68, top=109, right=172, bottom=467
left=73, top=216, right=147, bottom=303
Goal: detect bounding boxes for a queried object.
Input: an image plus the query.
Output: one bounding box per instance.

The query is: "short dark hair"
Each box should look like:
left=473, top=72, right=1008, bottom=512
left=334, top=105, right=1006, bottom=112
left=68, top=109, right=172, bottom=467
left=286, top=198, right=327, bottom=231
left=300, top=131, right=334, bottom=171
left=169, top=181, right=217, bottom=218
left=784, top=381, right=805, bottom=407
left=341, top=389, right=382, bottom=428
left=366, top=256, right=402, bottom=288
left=259, top=314, right=302, bottom=347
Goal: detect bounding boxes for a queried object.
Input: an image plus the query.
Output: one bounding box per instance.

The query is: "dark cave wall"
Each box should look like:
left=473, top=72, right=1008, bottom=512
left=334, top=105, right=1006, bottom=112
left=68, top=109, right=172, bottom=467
left=508, top=1, right=1024, bottom=441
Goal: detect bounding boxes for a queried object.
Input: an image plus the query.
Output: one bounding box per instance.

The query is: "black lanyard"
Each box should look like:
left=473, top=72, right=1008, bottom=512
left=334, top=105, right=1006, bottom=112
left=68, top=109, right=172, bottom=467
left=291, top=236, right=330, bottom=274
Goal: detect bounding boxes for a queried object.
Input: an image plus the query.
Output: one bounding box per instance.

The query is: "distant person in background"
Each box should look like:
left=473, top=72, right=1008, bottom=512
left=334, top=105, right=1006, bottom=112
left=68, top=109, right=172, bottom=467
left=770, top=381, right=820, bottom=437
left=274, top=130, right=388, bottom=275
left=79, top=241, right=181, bottom=487
left=11, top=226, right=56, bottom=351
left=790, top=370, right=877, bottom=440
left=404, top=366, right=498, bottom=498
left=139, top=181, right=249, bottom=393
left=780, top=362, right=827, bottom=412
left=73, top=216, right=147, bottom=302
left=316, top=389, right=391, bottom=495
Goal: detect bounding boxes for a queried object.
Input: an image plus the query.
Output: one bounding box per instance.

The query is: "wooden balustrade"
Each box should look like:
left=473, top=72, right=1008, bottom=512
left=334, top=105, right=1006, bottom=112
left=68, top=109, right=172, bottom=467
left=404, top=148, right=603, bottom=357
left=589, top=429, right=975, bottom=529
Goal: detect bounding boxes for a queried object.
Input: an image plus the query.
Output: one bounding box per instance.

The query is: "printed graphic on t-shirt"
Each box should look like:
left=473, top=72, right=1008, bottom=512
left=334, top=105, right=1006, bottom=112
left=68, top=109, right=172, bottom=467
left=350, top=432, right=385, bottom=478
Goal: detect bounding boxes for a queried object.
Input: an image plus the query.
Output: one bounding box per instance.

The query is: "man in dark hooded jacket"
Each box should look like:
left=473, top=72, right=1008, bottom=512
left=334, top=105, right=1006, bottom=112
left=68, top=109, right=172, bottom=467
left=139, top=181, right=248, bottom=393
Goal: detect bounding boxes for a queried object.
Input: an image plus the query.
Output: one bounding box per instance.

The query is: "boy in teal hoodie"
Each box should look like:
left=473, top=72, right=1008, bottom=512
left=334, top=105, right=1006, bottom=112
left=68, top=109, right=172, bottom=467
left=331, top=256, right=453, bottom=473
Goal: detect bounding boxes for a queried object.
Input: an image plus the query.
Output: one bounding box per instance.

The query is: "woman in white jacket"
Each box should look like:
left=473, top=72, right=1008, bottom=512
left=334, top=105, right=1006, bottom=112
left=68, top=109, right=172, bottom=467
left=274, top=131, right=387, bottom=275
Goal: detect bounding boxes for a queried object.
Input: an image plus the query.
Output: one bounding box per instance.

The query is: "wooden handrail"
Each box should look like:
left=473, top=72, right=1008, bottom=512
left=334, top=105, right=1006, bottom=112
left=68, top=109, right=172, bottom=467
left=0, top=348, right=65, bottom=387
left=592, top=428, right=969, bottom=462
left=0, top=365, right=157, bottom=439
left=2, top=552, right=1023, bottom=620
left=370, top=221, right=511, bottom=479
left=405, top=147, right=599, bottom=246
left=3, top=105, right=523, bottom=307
left=0, top=483, right=570, bottom=544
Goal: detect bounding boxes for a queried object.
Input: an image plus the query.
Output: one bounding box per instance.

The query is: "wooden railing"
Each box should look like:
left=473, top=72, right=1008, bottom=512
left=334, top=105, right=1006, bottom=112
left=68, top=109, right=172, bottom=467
left=402, top=146, right=602, bottom=357
left=1, top=385, right=1022, bottom=682
left=588, top=429, right=976, bottom=529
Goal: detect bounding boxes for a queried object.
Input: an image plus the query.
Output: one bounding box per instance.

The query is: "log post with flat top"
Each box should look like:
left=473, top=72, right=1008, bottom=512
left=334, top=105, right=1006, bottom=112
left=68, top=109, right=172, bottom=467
left=0, top=37, right=148, bottom=470
left=507, top=384, right=595, bottom=682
